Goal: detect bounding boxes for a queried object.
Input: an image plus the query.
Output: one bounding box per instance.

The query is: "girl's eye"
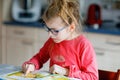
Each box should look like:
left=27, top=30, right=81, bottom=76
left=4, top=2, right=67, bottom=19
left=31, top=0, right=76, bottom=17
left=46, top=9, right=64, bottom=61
left=51, top=30, right=59, bottom=33
left=54, top=30, right=59, bottom=33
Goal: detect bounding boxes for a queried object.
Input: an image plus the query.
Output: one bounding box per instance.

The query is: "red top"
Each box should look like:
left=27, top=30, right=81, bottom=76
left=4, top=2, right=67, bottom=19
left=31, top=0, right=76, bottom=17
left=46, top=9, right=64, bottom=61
left=23, top=35, right=98, bottom=80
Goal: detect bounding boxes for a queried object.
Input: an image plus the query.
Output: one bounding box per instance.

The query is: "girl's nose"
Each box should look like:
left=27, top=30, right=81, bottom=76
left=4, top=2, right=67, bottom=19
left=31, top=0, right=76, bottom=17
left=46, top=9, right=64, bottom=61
left=48, top=31, right=53, bottom=37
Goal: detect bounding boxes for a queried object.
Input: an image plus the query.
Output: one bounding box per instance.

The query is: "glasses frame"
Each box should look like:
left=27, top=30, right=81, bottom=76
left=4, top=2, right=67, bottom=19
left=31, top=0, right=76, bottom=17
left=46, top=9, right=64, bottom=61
left=42, top=20, right=68, bottom=36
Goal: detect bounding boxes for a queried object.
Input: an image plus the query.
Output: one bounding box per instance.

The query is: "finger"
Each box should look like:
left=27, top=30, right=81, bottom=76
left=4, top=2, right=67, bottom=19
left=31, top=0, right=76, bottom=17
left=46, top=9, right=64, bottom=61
left=25, top=65, right=30, bottom=76
left=49, top=66, right=54, bottom=73
left=22, top=64, right=28, bottom=73
left=53, top=70, right=58, bottom=74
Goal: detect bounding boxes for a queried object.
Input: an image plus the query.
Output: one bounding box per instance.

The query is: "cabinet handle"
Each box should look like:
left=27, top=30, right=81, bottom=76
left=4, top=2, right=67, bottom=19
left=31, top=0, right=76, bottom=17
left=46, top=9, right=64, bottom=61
left=22, top=40, right=33, bottom=45
left=94, top=47, right=105, bottom=56
left=94, top=47, right=106, bottom=51
left=14, top=30, right=25, bottom=35
left=96, top=52, right=104, bottom=56
left=106, top=41, right=120, bottom=46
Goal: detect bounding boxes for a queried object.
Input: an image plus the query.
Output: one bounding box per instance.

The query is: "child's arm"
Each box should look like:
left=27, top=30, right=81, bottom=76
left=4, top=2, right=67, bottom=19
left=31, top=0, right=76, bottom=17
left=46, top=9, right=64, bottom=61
left=68, top=40, right=98, bottom=80
left=22, top=38, right=52, bottom=70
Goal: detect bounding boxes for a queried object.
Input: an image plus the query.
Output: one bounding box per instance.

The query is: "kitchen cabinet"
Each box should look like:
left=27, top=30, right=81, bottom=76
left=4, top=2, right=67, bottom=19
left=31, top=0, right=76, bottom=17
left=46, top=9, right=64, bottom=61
left=5, top=26, right=36, bottom=66
left=0, top=37, right=2, bottom=64
left=1, top=0, right=50, bottom=69
left=1, top=26, right=7, bottom=64
left=95, top=49, right=120, bottom=71
left=0, top=0, right=3, bottom=64
left=0, top=0, right=7, bottom=64
left=85, top=32, right=120, bottom=71
left=6, top=38, right=34, bottom=66
left=4, top=25, right=49, bottom=67
left=34, top=29, right=49, bottom=53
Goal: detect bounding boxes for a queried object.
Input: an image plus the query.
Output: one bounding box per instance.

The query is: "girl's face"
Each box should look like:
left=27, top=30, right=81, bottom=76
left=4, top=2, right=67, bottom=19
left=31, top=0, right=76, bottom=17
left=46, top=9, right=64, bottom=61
left=44, top=16, right=75, bottom=43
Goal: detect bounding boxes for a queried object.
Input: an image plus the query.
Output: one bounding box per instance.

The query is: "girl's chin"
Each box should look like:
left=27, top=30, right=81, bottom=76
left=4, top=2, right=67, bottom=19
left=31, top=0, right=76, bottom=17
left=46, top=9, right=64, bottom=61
left=53, top=39, right=62, bottom=43
left=53, top=40, right=61, bottom=43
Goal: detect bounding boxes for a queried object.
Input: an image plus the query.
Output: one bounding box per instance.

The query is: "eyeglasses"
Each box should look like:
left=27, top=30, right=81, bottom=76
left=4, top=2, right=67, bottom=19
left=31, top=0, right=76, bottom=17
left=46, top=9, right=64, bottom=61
left=42, top=20, right=68, bottom=36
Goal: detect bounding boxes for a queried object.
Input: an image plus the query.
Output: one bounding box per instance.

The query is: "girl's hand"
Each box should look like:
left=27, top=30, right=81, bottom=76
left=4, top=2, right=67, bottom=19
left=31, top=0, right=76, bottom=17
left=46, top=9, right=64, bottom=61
left=22, top=64, right=35, bottom=76
left=49, top=64, right=69, bottom=76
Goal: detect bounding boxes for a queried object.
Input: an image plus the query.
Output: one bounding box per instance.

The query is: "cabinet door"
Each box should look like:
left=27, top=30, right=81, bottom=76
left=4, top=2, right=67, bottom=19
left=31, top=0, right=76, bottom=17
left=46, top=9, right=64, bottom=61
left=34, top=29, right=48, bottom=53
left=105, top=51, right=120, bottom=71
left=36, top=29, right=48, bottom=41
left=0, top=37, right=2, bottom=63
left=6, top=26, right=36, bottom=39
left=95, top=49, right=107, bottom=70
left=85, top=33, right=120, bottom=71
left=96, top=50, right=116, bottom=71
left=0, top=0, right=2, bottom=63
left=95, top=45, right=120, bottom=71
left=6, top=38, right=35, bottom=66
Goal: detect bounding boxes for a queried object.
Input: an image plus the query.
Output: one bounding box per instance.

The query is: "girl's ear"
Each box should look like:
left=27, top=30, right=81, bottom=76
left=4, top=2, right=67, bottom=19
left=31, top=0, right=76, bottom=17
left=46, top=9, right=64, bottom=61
left=69, top=22, right=76, bottom=32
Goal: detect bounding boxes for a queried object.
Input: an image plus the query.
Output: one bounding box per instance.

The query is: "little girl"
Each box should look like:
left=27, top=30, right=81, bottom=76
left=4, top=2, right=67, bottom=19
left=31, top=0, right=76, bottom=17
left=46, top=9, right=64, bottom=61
left=22, top=0, right=98, bottom=80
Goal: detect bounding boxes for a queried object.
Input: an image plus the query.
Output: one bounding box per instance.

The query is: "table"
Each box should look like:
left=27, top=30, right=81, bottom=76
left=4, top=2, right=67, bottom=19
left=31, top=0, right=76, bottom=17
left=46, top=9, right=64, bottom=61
left=0, top=64, right=81, bottom=80
left=0, top=64, right=21, bottom=75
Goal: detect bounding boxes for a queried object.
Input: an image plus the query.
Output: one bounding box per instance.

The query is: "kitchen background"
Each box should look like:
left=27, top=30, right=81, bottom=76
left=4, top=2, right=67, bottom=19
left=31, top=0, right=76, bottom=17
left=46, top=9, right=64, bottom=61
left=0, top=0, right=120, bottom=71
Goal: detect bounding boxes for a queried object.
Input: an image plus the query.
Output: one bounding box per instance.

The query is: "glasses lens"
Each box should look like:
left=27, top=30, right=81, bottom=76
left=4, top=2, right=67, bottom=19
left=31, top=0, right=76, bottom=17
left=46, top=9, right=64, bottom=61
left=43, top=23, right=59, bottom=35
left=44, top=25, right=49, bottom=32
left=51, top=30, right=59, bottom=35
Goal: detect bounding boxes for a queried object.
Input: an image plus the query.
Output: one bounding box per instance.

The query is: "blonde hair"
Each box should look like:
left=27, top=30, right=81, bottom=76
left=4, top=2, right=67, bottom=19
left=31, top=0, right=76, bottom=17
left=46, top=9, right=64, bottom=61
left=42, top=0, right=83, bottom=33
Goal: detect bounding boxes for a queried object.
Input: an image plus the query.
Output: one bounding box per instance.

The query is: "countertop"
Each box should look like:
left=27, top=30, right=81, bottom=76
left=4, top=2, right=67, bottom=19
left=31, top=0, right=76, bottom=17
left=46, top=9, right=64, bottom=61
left=3, top=21, right=120, bottom=35
left=3, top=21, right=44, bottom=28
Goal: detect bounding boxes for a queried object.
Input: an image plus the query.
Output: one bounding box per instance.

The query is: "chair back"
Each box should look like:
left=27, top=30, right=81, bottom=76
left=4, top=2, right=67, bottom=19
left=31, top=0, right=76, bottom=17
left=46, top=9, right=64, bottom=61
left=99, top=69, right=120, bottom=80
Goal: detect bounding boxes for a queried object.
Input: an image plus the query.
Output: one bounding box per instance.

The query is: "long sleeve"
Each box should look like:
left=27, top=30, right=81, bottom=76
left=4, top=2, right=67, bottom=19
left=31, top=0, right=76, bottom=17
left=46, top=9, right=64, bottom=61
left=68, top=38, right=98, bottom=80
left=22, top=35, right=98, bottom=80
left=23, top=38, right=52, bottom=70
